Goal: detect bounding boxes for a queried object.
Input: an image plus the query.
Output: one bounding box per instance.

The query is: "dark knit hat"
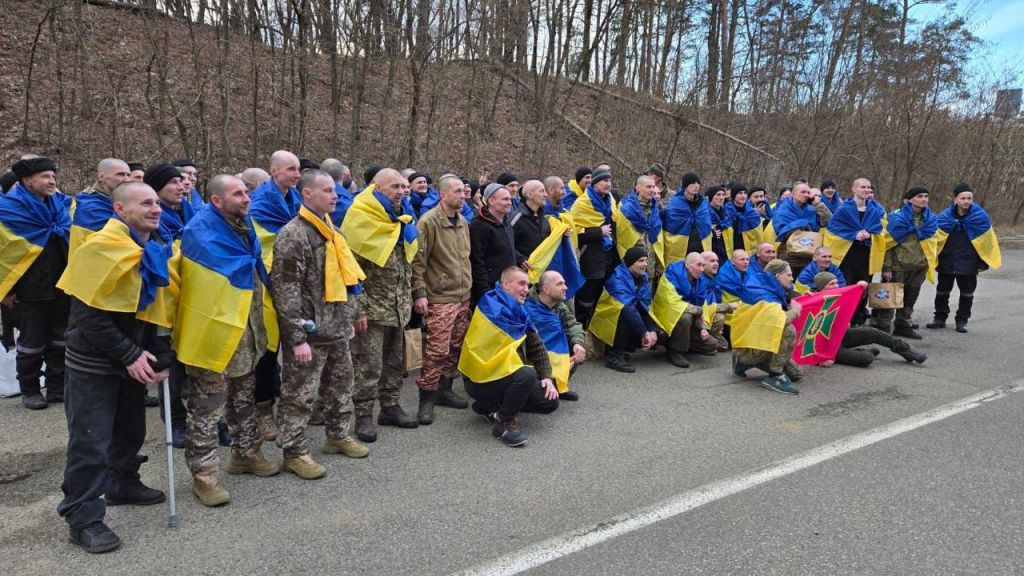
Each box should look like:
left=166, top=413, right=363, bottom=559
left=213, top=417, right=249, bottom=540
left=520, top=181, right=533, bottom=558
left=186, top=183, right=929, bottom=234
left=904, top=186, right=929, bottom=201
left=298, top=157, right=320, bottom=172
left=646, top=163, right=666, bottom=179
left=496, top=172, right=518, bottom=186
left=0, top=171, right=17, bottom=193
left=729, top=182, right=748, bottom=200
left=408, top=171, right=430, bottom=185
left=144, top=163, right=182, bottom=192
left=591, top=169, right=612, bottom=186
left=764, top=259, right=789, bottom=275
left=813, top=272, right=838, bottom=292
left=127, top=162, right=145, bottom=173
left=749, top=185, right=766, bottom=195
left=574, top=166, right=593, bottom=183
left=704, top=184, right=726, bottom=199
left=821, top=179, right=836, bottom=190
left=11, top=157, right=57, bottom=179
left=171, top=158, right=197, bottom=169
left=363, top=164, right=384, bottom=186
left=680, top=172, right=701, bottom=189
left=953, top=182, right=972, bottom=197
left=623, top=246, right=648, bottom=267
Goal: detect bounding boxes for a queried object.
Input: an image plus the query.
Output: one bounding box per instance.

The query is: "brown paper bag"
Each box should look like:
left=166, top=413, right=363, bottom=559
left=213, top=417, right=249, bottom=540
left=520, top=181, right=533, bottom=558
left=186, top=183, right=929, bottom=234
left=867, top=282, right=904, bottom=309
left=404, top=328, right=423, bottom=371
left=584, top=331, right=605, bottom=361
left=786, top=231, right=822, bottom=257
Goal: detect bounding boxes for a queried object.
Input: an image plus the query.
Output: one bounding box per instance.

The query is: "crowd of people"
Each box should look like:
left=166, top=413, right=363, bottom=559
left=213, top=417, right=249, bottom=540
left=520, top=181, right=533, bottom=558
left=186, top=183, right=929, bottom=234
left=0, top=151, right=1002, bottom=554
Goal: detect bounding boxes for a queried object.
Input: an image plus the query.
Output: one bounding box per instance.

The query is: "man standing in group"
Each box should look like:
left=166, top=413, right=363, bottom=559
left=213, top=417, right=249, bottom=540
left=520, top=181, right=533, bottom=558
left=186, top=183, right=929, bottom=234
left=664, top=172, right=711, bottom=260
left=343, top=168, right=420, bottom=442
left=146, top=163, right=193, bottom=245
left=569, top=168, right=617, bottom=328
left=272, top=170, right=367, bottom=479
left=469, top=183, right=522, bottom=305
left=0, top=157, right=71, bottom=409
left=69, top=158, right=132, bottom=255
left=824, top=177, right=885, bottom=325
left=771, top=181, right=827, bottom=277
left=412, top=174, right=473, bottom=425
left=543, top=176, right=568, bottom=216
left=873, top=186, right=936, bottom=339
left=512, top=179, right=552, bottom=261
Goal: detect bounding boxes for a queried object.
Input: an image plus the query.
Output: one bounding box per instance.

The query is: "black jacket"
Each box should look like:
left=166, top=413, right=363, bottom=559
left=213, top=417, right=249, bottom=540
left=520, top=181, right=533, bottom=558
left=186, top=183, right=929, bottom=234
left=14, top=235, right=67, bottom=302
left=511, top=203, right=551, bottom=261
left=65, top=297, right=172, bottom=377
left=937, top=210, right=983, bottom=276
left=469, top=207, right=524, bottom=303
left=577, top=225, right=619, bottom=280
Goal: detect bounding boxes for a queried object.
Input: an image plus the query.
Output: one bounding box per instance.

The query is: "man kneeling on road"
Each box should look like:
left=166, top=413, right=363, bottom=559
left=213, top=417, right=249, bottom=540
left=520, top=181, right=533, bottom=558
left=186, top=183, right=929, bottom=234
left=651, top=252, right=721, bottom=368
left=459, top=267, right=559, bottom=447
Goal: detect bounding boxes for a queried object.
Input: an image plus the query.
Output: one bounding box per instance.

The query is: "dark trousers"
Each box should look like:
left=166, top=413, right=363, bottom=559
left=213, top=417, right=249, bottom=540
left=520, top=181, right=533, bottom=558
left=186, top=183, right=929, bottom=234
left=934, top=273, right=977, bottom=323
left=835, top=326, right=897, bottom=367
left=253, top=349, right=282, bottom=403
left=157, top=357, right=188, bottom=426
left=14, top=298, right=68, bottom=397
left=574, top=278, right=606, bottom=330
left=58, top=367, right=147, bottom=529
left=464, top=367, right=558, bottom=422
left=611, top=311, right=650, bottom=354
left=871, top=268, right=926, bottom=332
left=839, top=244, right=872, bottom=325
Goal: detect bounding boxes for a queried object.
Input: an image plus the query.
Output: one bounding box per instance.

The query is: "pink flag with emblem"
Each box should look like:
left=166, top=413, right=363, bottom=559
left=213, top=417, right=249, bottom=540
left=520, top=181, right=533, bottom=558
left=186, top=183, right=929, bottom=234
left=789, top=284, right=866, bottom=365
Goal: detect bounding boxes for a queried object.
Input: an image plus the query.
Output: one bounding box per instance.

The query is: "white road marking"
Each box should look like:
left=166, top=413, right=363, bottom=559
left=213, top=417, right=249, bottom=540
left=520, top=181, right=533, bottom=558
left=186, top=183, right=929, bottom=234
left=453, top=381, right=1024, bottom=576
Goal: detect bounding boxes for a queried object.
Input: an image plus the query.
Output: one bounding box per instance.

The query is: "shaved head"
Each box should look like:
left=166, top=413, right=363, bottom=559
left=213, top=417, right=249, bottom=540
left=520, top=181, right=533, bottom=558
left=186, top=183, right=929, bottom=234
left=239, top=167, right=270, bottom=191
left=270, top=150, right=299, bottom=169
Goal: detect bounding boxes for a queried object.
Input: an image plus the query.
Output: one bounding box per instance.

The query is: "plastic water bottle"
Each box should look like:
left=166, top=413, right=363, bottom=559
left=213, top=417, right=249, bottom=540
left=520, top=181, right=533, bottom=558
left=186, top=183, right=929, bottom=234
left=300, top=319, right=316, bottom=334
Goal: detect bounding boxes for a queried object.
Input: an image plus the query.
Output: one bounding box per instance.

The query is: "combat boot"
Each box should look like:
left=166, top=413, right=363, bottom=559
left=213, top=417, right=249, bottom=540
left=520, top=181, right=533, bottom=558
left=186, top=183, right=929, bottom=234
left=191, top=467, right=230, bottom=507
left=892, top=339, right=927, bottom=364
left=322, top=436, right=369, bottom=458
left=377, top=404, right=419, bottom=428
left=226, top=444, right=281, bottom=476
left=255, top=400, right=278, bottom=441
left=435, top=375, right=469, bottom=409
left=355, top=415, right=377, bottom=443
left=417, top=389, right=436, bottom=425
left=282, top=454, right=326, bottom=480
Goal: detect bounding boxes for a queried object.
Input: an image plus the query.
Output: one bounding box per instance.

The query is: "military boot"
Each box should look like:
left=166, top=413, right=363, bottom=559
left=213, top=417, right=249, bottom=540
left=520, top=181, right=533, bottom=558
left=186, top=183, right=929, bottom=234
left=892, top=339, right=927, bottom=364
left=282, top=454, right=326, bottom=480
left=355, top=415, right=377, bottom=443
left=666, top=328, right=691, bottom=368
left=435, top=375, right=469, bottom=409
left=191, top=467, right=231, bottom=507
left=417, top=389, right=436, bottom=425
left=255, top=400, right=278, bottom=441
left=377, top=404, right=419, bottom=428
left=226, top=443, right=281, bottom=476
left=322, top=436, right=369, bottom=458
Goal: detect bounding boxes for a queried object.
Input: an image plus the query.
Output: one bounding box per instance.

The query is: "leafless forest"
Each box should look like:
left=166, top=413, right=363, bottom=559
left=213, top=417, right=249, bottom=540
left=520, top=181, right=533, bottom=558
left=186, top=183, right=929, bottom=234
left=1, top=0, right=1021, bottom=221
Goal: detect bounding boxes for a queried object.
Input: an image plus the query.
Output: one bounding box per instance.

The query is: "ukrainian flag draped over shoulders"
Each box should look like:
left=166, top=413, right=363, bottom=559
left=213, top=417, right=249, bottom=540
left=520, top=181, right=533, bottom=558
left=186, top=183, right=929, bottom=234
left=56, top=218, right=175, bottom=327
left=884, top=203, right=940, bottom=282
left=0, top=183, right=72, bottom=299
left=329, top=183, right=355, bottom=227
left=341, top=185, right=420, bottom=266
left=663, top=191, right=712, bottom=263
left=562, top=178, right=585, bottom=210
left=614, top=191, right=664, bottom=266
left=524, top=299, right=571, bottom=393
left=731, top=270, right=787, bottom=353
left=716, top=260, right=746, bottom=304
left=568, top=185, right=616, bottom=250
left=765, top=197, right=819, bottom=245
left=249, top=179, right=300, bottom=269
left=458, top=285, right=534, bottom=383
left=174, top=204, right=270, bottom=372
left=69, top=192, right=114, bottom=255
left=590, top=264, right=651, bottom=346
left=725, top=200, right=763, bottom=251
left=935, top=203, right=1001, bottom=271
left=823, top=197, right=887, bottom=273
left=526, top=216, right=585, bottom=299
left=650, top=261, right=710, bottom=334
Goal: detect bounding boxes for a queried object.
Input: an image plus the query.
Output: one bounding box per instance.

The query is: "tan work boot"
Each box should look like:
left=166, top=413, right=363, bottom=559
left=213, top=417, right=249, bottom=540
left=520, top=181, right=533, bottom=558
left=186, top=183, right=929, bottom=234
left=191, top=467, right=231, bottom=507
left=226, top=445, right=281, bottom=476
left=322, top=436, right=370, bottom=458
left=255, top=400, right=278, bottom=441
left=282, top=454, right=326, bottom=480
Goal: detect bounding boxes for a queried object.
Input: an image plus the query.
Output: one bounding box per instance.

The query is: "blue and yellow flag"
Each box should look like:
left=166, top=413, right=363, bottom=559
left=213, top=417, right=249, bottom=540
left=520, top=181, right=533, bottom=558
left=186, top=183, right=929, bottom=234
left=710, top=204, right=734, bottom=256
left=883, top=204, right=939, bottom=282
left=724, top=200, right=763, bottom=252
left=56, top=218, right=175, bottom=327
left=614, top=191, right=664, bottom=266
left=650, top=261, right=712, bottom=334
left=663, top=191, right=712, bottom=263
left=341, top=185, right=420, bottom=266
left=822, top=198, right=887, bottom=274
left=249, top=180, right=300, bottom=270
left=524, top=298, right=571, bottom=393
left=0, top=183, right=72, bottom=299
left=174, top=204, right=271, bottom=372
left=590, top=263, right=652, bottom=346
left=731, top=301, right=787, bottom=354
left=69, top=191, right=114, bottom=256
left=764, top=197, right=820, bottom=246
left=716, top=259, right=747, bottom=305
left=795, top=261, right=846, bottom=294
left=935, top=203, right=1001, bottom=271
left=157, top=198, right=199, bottom=246
left=330, top=183, right=355, bottom=227
left=458, top=284, right=534, bottom=383
left=527, top=216, right=585, bottom=299
left=562, top=178, right=585, bottom=211
left=568, top=186, right=616, bottom=254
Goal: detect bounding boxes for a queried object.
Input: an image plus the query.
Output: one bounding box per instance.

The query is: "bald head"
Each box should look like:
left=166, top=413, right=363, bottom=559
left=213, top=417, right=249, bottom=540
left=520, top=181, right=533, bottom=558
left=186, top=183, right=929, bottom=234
left=520, top=179, right=546, bottom=210
left=731, top=249, right=750, bottom=272
left=239, top=167, right=270, bottom=192
left=373, top=168, right=408, bottom=204
left=755, top=243, right=776, bottom=266
left=112, top=181, right=161, bottom=237
left=544, top=176, right=565, bottom=205
left=96, top=158, right=131, bottom=194
left=320, top=158, right=348, bottom=183
left=684, top=252, right=706, bottom=279
left=700, top=250, right=720, bottom=275
left=269, top=150, right=301, bottom=190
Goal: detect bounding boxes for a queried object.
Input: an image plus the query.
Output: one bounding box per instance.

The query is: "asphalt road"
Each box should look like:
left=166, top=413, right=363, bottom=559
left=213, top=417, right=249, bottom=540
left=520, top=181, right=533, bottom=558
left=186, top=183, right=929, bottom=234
left=2, top=249, right=1022, bottom=576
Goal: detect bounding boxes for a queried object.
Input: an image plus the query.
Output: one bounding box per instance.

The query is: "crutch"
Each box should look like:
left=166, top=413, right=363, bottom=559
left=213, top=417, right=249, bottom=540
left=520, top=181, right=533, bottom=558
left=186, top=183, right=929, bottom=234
left=161, top=377, right=179, bottom=527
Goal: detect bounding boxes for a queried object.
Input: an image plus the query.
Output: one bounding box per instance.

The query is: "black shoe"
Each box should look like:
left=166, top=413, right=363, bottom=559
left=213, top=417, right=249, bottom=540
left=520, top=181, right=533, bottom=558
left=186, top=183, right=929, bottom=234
left=106, top=478, right=166, bottom=506
left=378, top=405, right=419, bottom=428
left=492, top=417, right=528, bottom=447
left=869, top=347, right=881, bottom=357
left=926, top=320, right=946, bottom=329
left=479, top=411, right=497, bottom=425
left=892, top=339, right=927, bottom=364
left=559, top=390, right=579, bottom=401
left=911, top=322, right=920, bottom=329
left=435, top=376, right=469, bottom=409
left=355, top=415, right=377, bottom=443
left=171, top=422, right=186, bottom=450
left=604, top=352, right=635, bottom=373
left=69, top=522, right=121, bottom=554
left=22, top=393, right=47, bottom=410
left=417, top=389, right=436, bottom=425
left=217, top=420, right=231, bottom=446
left=955, top=321, right=968, bottom=333
left=144, top=394, right=159, bottom=407
left=46, top=389, right=64, bottom=403
left=667, top=350, right=690, bottom=368
left=893, top=326, right=923, bottom=340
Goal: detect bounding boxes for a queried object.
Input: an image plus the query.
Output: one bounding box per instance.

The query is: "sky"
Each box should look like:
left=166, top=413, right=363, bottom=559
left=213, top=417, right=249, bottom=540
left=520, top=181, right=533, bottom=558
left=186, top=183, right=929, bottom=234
left=949, top=0, right=1024, bottom=77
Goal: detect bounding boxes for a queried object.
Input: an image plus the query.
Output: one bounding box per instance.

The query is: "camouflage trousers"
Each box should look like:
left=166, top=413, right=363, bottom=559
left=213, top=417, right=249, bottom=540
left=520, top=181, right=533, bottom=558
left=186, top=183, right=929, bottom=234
left=416, top=301, right=470, bottom=391
left=352, top=323, right=404, bottom=416
left=183, top=367, right=260, bottom=473
left=668, top=312, right=721, bottom=356
left=734, top=323, right=804, bottom=381
left=277, top=339, right=354, bottom=458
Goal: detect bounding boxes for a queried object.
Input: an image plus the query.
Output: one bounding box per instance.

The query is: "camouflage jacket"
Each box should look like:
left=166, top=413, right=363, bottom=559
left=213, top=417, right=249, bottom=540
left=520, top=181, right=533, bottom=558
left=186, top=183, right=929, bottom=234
left=354, top=240, right=412, bottom=327
left=271, top=215, right=358, bottom=346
